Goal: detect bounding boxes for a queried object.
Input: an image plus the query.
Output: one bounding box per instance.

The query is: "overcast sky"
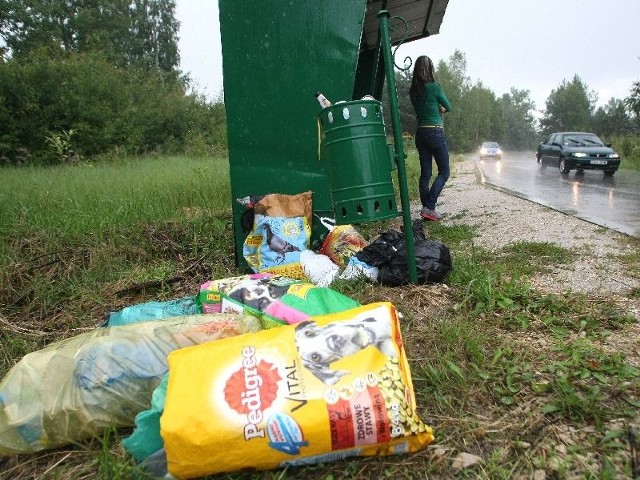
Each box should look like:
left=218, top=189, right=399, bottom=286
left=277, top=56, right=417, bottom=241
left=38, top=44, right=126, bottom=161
left=175, top=0, right=639, bottom=115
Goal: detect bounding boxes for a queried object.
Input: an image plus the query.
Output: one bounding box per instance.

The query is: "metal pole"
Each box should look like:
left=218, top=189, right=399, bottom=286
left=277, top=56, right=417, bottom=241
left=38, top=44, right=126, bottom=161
left=378, top=9, right=418, bottom=284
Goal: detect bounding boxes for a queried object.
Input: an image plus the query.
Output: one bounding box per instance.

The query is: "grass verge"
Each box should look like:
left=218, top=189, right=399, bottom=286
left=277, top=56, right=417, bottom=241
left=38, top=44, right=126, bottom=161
left=1, top=155, right=639, bottom=479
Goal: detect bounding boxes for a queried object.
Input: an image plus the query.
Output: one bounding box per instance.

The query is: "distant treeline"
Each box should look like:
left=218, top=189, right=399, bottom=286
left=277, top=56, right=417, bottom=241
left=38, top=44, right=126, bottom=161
left=1, top=1, right=639, bottom=165
left=0, top=52, right=227, bottom=165
left=383, top=51, right=640, bottom=155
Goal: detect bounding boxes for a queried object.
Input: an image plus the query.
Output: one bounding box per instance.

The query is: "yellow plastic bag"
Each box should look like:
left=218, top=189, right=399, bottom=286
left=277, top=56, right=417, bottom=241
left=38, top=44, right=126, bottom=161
left=0, top=314, right=261, bottom=456
left=161, top=302, right=433, bottom=478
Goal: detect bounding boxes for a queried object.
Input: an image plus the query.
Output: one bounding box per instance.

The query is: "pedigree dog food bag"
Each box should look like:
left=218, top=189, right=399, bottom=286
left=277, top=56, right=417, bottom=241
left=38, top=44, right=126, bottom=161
left=161, top=302, right=433, bottom=478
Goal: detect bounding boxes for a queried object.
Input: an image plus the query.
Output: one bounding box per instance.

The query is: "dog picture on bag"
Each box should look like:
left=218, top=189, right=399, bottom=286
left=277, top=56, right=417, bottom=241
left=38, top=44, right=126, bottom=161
left=294, top=311, right=397, bottom=386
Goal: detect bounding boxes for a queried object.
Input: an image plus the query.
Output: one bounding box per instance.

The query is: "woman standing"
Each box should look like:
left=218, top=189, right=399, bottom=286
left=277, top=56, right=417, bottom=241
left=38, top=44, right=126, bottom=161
left=409, top=55, right=452, bottom=221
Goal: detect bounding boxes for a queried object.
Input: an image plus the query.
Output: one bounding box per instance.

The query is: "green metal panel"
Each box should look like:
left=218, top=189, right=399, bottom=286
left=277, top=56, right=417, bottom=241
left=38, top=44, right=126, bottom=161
left=219, top=0, right=368, bottom=268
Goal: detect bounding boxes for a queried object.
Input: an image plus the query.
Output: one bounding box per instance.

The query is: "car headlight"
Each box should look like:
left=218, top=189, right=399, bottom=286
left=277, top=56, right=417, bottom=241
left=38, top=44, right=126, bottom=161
left=607, top=153, right=620, bottom=159
left=572, top=152, right=588, bottom=158
left=480, top=148, right=487, bottom=154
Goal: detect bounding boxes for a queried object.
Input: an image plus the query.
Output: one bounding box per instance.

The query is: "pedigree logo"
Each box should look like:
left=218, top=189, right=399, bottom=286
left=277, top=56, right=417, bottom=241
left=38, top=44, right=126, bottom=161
left=223, top=346, right=282, bottom=441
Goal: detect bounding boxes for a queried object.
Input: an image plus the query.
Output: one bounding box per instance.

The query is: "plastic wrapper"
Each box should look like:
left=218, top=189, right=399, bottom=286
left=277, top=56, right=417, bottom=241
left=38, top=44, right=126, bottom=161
left=242, top=191, right=313, bottom=279
left=122, top=375, right=169, bottom=463
left=161, top=302, right=433, bottom=478
left=199, top=273, right=360, bottom=328
left=0, top=313, right=261, bottom=456
left=319, top=224, right=368, bottom=268
left=106, top=296, right=201, bottom=326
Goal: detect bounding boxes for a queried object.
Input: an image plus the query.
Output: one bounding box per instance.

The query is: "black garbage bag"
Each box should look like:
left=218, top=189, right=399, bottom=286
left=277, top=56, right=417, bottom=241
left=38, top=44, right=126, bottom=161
left=355, top=219, right=452, bottom=286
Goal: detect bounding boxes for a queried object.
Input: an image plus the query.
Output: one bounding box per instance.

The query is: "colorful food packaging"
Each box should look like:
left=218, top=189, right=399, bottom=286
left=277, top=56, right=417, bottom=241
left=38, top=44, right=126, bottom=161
left=242, top=191, right=313, bottom=279
left=199, top=273, right=360, bottom=328
left=161, top=302, right=433, bottom=478
left=319, top=224, right=369, bottom=268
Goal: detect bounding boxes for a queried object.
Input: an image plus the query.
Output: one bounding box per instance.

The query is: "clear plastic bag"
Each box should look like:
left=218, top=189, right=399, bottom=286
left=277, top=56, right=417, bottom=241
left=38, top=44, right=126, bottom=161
left=0, top=313, right=260, bottom=456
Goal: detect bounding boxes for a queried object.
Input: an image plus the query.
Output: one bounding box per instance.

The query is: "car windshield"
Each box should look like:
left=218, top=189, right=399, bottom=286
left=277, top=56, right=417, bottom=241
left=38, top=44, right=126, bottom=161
left=482, top=142, right=499, bottom=148
left=562, top=134, right=604, bottom=147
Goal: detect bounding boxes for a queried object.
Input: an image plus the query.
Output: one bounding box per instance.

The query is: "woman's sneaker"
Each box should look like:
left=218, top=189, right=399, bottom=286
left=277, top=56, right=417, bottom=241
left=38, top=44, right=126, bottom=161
left=420, top=207, right=441, bottom=221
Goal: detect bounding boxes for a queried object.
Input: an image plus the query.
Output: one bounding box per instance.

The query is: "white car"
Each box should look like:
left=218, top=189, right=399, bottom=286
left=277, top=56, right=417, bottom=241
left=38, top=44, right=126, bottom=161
left=479, top=141, right=502, bottom=160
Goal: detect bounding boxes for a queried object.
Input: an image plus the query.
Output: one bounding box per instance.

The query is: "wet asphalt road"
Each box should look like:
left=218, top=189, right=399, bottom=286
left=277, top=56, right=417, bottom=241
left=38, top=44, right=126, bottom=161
left=469, top=151, right=640, bottom=238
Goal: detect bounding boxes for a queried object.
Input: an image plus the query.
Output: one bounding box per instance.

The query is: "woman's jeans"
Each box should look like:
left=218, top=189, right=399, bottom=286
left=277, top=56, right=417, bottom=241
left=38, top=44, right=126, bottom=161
left=415, top=127, right=450, bottom=210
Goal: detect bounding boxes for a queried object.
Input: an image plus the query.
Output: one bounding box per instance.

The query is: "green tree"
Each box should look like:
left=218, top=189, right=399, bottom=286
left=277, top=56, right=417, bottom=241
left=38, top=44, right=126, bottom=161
left=498, top=88, right=537, bottom=149
left=465, top=81, right=497, bottom=147
left=381, top=67, right=414, bottom=135
left=625, top=81, right=640, bottom=119
left=435, top=50, right=471, bottom=152
left=593, top=98, right=635, bottom=137
left=0, top=51, right=224, bottom=164
left=0, top=0, right=179, bottom=72
left=0, top=0, right=200, bottom=164
left=396, top=68, right=415, bottom=134
left=128, top=0, right=179, bottom=71
left=539, top=75, right=596, bottom=134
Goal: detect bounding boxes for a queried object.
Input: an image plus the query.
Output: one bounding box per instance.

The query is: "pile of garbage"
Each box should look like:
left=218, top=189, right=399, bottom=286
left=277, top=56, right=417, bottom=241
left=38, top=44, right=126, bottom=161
left=0, top=192, right=453, bottom=478
left=0, top=278, right=430, bottom=478
left=240, top=191, right=452, bottom=287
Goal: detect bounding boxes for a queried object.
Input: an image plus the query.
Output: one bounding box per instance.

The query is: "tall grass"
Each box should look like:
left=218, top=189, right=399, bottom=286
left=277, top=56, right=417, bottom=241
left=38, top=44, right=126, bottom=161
left=609, top=134, right=640, bottom=171
left=0, top=156, right=231, bottom=244
left=0, top=155, right=236, bottom=340
left=1, top=153, right=639, bottom=479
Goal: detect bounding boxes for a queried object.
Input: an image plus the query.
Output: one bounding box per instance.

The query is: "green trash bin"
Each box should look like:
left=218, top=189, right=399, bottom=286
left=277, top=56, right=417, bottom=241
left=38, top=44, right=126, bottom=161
left=318, top=99, right=398, bottom=225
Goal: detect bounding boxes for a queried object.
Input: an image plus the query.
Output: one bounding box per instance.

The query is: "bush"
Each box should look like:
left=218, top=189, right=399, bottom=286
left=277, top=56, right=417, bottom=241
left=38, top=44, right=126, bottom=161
left=0, top=52, right=227, bottom=165
left=609, top=134, right=640, bottom=170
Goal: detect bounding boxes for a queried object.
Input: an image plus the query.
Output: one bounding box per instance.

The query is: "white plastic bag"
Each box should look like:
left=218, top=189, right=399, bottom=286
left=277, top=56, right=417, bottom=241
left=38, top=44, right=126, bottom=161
left=339, top=255, right=379, bottom=282
left=299, top=250, right=340, bottom=287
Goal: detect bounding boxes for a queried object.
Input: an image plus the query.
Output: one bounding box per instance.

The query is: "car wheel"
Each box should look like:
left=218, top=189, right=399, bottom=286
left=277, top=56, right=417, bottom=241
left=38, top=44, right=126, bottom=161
left=559, top=157, right=570, bottom=174
left=604, top=170, right=616, bottom=177
left=536, top=154, right=546, bottom=169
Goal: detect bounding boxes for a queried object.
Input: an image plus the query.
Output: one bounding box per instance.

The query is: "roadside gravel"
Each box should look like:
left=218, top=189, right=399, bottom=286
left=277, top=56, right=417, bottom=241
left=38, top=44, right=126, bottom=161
left=401, top=159, right=640, bottom=477
left=421, top=159, right=640, bottom=300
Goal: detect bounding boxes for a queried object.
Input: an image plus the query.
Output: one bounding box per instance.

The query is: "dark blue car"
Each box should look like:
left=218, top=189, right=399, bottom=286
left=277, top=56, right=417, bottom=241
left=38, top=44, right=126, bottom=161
left=536, top=132, right=621, bottom=176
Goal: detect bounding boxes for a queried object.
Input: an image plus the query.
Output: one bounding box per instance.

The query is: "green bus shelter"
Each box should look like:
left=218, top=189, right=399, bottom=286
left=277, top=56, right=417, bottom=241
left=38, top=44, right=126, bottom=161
left=219, top=0, right=449, bottom=270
